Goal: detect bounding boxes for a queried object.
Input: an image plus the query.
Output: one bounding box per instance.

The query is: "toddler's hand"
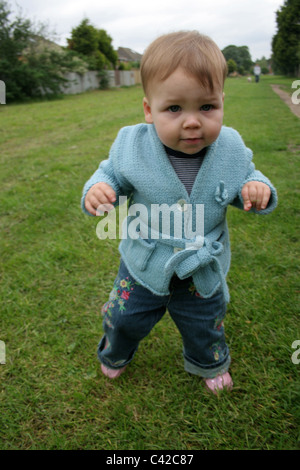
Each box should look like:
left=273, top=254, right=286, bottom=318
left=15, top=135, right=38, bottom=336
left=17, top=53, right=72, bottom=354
left=85, top=182, right=116, bottom=216
left=241, top=181, right=271, bottom=211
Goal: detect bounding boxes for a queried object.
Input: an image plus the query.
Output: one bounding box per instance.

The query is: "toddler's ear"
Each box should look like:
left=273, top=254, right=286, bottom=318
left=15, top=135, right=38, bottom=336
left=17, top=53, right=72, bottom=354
left=143, top=97, right=153, bottom=123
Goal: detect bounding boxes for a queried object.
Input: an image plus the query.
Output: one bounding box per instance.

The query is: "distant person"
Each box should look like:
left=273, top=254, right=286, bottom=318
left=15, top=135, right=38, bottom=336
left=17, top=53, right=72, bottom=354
left=254, top=64, right=261, bottom=82
left=81, top=31, right=277, bottom=395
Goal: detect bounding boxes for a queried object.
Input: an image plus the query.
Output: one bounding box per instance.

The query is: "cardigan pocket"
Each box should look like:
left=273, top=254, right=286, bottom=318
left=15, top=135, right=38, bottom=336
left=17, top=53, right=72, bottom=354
left=127, top=235, right=157, bottom=271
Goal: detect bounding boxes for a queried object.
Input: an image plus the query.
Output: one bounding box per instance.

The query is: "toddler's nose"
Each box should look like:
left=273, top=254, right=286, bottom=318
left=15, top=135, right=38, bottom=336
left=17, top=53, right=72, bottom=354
left=183, top=114, right=201, bottom=128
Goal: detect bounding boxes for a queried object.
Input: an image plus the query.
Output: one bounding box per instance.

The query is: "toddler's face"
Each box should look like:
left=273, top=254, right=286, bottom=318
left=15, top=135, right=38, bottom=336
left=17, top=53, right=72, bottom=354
left=143, top=67, right=224, bottom=154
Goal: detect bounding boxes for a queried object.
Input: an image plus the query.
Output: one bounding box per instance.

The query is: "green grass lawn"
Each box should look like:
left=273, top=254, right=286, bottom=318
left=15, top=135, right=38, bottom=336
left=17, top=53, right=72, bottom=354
left=0, top=75, right=299, bottom=450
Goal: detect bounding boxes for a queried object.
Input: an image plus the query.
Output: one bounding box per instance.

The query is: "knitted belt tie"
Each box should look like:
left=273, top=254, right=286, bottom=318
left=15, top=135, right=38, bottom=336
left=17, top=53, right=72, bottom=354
left=164, top=238, right=229, bottom=302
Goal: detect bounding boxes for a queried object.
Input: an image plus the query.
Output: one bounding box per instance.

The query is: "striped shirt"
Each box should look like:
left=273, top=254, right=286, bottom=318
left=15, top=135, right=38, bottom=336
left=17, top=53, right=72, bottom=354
left=164, top=146, right=206, bottom=195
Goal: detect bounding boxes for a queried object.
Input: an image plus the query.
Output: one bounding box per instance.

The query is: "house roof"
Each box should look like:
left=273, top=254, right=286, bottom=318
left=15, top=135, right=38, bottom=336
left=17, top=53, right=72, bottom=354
left=26, top=36, right=64, bottom=53
left=117, top=47, right=143, bottom=62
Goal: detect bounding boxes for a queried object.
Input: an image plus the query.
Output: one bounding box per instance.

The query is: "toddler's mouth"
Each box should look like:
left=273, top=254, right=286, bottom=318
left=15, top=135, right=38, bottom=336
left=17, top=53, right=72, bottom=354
left=182, top=137, right=203, bottom=144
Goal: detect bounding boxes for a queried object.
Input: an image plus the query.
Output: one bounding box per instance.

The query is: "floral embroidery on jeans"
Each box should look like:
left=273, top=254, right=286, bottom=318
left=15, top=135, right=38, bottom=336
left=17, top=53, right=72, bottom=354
left=188, top=282, right=204, bottom=298
left=101, top=276, right=136, bottom=319
left=211, top=342, right=223, bottom=361
left=214, top=315, right=224, bottom=331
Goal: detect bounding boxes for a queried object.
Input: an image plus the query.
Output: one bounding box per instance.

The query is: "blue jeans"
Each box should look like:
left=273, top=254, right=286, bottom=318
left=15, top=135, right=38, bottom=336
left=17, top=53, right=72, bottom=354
left=98, top=259, right=231, bottom=378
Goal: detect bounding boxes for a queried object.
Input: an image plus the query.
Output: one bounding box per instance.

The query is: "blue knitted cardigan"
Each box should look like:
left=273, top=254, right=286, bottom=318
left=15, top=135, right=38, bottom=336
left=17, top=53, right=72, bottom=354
left=82, top=124, right=277, bottom=302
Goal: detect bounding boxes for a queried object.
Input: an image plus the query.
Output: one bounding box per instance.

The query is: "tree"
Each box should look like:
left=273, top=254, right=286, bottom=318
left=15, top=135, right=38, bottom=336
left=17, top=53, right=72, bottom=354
left=97, top=29, right=118, bottom=67
left=67, top=18, right=98, bottom=56
left=0, top=1, right=86, bottom=101
left=222, top=45, right=252, bottom=73
left=272, top=0, right=300, bottom=76
left=0, top=1, right=31, bottom=100
left=67, top=19, right=117, bottom=70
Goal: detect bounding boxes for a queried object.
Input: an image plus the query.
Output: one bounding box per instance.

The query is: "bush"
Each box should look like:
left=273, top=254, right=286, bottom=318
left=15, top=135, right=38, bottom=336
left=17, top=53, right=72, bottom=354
left=98, top=70, right=110, bottom=90
left=227, top=59, right=237, bottom=74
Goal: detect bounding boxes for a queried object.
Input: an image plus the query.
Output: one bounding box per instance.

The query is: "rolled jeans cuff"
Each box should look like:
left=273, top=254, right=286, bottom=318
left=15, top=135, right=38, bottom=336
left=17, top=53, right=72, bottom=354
left=97, top=336, right=137, bottom=370
left=184, top=354, right=231, bottom=379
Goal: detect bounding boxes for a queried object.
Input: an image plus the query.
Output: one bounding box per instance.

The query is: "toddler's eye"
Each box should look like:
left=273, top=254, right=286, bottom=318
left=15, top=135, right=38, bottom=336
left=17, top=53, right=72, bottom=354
left=168, top=105, right=181, bottom=113
left=201, top=104, right=213, bottom=111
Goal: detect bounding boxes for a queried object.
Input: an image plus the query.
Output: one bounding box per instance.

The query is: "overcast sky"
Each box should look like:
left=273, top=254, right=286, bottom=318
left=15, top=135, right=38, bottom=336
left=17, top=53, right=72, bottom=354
left=12, top=0, right=285, bottom=60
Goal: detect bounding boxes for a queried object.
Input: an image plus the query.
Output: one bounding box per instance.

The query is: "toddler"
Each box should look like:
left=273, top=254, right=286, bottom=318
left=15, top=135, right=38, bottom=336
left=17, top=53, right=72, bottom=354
left=81, top=31, right=277, bottom=394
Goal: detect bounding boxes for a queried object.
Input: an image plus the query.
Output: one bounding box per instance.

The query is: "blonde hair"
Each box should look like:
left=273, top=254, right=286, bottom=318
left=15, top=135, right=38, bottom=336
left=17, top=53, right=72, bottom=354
left=140, top=31, right=227, bottom=97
